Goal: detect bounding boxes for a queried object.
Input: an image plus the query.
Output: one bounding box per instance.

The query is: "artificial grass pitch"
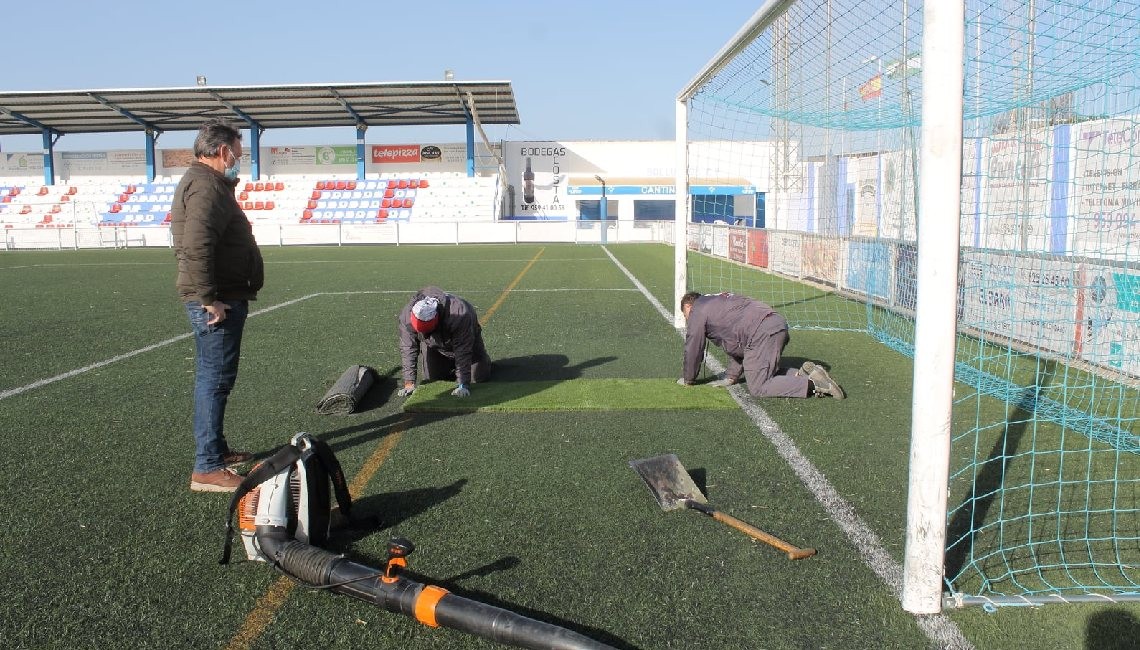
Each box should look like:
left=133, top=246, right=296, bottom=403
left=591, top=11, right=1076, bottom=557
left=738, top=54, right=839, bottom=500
left=401, top=378, right=739, bottom=412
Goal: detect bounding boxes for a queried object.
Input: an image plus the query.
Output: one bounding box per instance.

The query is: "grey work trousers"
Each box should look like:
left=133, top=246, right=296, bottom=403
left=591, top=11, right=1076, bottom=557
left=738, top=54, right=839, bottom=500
left=739, top=320, right=812, bottom=398
left=419, top=340, right=492, bottom=384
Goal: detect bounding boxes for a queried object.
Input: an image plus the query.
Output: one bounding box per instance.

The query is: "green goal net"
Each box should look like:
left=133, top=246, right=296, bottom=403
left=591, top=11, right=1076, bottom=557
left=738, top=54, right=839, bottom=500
left=678, top=0, right=1140, bottom=608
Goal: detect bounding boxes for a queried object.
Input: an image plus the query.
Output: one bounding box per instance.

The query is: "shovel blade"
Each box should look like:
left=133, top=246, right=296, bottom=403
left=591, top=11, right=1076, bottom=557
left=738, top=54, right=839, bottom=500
left=629, top=453, right=708, bottom=511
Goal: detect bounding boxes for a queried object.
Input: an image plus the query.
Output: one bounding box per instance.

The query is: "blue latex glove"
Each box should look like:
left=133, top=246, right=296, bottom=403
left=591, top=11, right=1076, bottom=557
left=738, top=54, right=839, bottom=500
left=451, top=383, right=470, bottom=398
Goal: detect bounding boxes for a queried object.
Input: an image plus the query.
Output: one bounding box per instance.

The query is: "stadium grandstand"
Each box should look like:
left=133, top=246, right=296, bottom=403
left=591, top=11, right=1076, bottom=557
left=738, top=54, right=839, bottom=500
left=0, top=81, right=747, bottom=250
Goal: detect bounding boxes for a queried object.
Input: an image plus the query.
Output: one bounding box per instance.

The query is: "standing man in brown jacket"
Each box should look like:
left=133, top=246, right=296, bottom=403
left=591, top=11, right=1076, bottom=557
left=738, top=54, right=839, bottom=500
left=171, top=119, right=265, bottom=492
left=678, top=291, right=844, bottom=399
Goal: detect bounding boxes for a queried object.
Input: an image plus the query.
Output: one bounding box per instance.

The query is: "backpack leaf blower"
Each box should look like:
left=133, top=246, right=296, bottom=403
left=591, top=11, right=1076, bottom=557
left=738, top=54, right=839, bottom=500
left=221, top=432, right=616, bottom=650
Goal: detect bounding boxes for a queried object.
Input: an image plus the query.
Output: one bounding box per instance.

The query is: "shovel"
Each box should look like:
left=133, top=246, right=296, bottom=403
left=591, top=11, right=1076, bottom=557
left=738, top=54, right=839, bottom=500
left=629, top=453, right=816, bottom=560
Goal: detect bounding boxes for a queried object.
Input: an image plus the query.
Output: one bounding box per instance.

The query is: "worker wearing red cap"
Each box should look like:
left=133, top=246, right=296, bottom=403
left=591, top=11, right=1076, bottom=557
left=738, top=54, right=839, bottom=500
left=397, top=286, right=492, bottom=398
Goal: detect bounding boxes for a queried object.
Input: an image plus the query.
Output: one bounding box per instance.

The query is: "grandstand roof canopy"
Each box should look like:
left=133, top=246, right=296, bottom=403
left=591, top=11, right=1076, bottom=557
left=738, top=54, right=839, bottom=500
left=0, top=81, right=520, bottom=136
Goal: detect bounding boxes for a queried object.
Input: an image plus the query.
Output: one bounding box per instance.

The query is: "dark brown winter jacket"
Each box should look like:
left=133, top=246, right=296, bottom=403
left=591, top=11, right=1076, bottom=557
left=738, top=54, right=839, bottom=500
left=171, top=161, right=264, bottom=305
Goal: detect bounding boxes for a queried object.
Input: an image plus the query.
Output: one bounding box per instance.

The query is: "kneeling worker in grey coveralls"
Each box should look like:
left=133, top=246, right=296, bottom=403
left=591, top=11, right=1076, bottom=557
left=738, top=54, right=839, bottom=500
left=678, top=291, right=844, bottom=399
left=397, top=286, right=492, bottom=398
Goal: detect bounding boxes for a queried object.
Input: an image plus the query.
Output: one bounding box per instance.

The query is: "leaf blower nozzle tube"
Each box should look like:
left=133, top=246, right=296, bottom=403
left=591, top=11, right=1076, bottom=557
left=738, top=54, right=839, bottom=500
left=255, top=525, right=616, bottom=650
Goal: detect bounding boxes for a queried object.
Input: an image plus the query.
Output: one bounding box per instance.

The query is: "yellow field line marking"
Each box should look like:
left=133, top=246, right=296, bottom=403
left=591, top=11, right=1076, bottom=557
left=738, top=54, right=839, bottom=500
left=226, top=250, right=542, bottom=648
left=480, top=247, right=545, bottom=325
left=223, top=422, right=408, bottom=650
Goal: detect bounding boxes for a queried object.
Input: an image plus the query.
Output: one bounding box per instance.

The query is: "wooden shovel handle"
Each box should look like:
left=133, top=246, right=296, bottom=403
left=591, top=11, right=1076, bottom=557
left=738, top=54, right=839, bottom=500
left=687, top=500, right=816, bottom=560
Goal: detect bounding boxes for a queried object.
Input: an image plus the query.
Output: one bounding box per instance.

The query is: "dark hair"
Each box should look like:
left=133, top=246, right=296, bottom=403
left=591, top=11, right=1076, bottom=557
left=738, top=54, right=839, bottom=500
left=680, top=291, right=702, bottom=311
left=193, top=119, right=242, bottom=158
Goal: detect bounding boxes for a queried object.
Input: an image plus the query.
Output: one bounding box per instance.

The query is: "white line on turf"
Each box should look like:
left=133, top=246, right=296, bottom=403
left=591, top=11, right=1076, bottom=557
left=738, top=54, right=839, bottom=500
left=600, top=245, right=973, bottom=650
left=0, top=292, right=320, bottom=401
left=0, top=287, right=638, bottom=401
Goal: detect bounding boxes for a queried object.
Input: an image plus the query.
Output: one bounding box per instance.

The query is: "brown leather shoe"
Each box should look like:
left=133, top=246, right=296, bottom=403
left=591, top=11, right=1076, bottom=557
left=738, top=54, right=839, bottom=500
left=223, top=450, right=253, bottom=465
left=190, top=467, right=244, bottom=492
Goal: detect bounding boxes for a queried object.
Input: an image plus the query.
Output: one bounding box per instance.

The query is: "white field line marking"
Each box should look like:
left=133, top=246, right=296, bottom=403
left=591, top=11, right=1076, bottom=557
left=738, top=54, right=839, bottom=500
left=0, top=287, right=637, bottom=401
left=600, top=246, right=973, bottom=650
left=0, top=257, right=610, bottom=272
left=0, top=292, right=318, bottom=401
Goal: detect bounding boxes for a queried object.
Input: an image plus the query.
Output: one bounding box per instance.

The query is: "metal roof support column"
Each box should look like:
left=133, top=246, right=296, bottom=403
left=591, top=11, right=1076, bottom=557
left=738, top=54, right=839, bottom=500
left=356, top=124, right=367, bottom=180
left=41, top=130, right=56, bottom=186
left=144, top=130, right=157, bottom=182
left=249, top=126, right=261, bottom=181
left=465, top=118, right=475, bottom=177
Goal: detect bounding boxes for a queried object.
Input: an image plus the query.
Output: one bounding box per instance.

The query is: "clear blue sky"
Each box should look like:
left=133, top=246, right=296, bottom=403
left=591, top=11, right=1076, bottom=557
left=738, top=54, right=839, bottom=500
left=4, top=0, right=760, bottom=151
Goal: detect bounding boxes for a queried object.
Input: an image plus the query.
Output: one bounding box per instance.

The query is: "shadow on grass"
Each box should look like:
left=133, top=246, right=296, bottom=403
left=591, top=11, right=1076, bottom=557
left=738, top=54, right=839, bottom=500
left=328, top=478, right=469, bottom=551
left=944, top=359, right=1055, bottom=582
left=1086, top=607, right=1140, bottom=650
left=492, top=354, right=617, bottom=382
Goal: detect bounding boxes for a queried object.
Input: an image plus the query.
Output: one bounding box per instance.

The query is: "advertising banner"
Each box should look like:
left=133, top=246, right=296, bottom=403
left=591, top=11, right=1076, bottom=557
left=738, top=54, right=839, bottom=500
left=746, top=229, right=768, bottom=268
left=768, top=231, right=802, bottom=277
left=162, top=148, right=196, bottom=170
left=3, top=152, right=44, bottom=174
left=507, top=142, right=574, bottom=219
left=844, top=239, right=890, bottom=300
left=712, top=227, right=729, bottom=258
left=728, top=229, right=747, bottom=263
left=372, top=145, right=421, bottom=164
left=315, top=145, right=356, bottom=166
left=980, top=130, right=1051, bottom=251
left=1070, top=119, right=1140, bottom=260
left=801, top=235, right=839, bottom=287
left=1077, top=262, right=1140, bottom=376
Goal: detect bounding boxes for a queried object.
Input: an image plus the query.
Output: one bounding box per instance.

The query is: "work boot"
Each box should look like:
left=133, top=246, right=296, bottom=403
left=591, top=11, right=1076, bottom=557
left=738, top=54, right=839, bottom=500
left=223, top=450, right=253, bottom=466
left=802, top=361, right=845, bottom=400
left=190, top=467, right=245, bottom=492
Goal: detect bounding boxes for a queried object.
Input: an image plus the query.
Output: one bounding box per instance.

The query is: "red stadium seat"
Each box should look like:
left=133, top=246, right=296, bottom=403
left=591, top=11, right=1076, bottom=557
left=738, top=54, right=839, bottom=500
left=60, top=195, right=70, bottom=202
left=239, top=191, right=249, bottom=201
left=346, top=181, right=356, bottom=190
left=119, top=193, right=130, bottom=203
left=315, top=181, right=326, bottom=190
left=243, top=201, right=254, bottom=210
left=264, top=201, right=275, bottom=210
left=20, top=205, right=31, bottom=214
left=274, top=182, right=285, bottom=191
left=244, top=182, right=254, bottom=192
left=387, top=179, right=397, bottom=189
left=383, top=189, right=394, bottom=198
left=50, top=204, right=61, bottom=214
left=419, top=179, right=429, bottom=188
left=37, top=186, right=49, bottom=196
left=397, top=179, right=408, bottom=189
left=254, top=182, right=264, bottom=192
left=253, top=201, right=264, bottom=210
left=310, top=190, right=321, bottom=200
left=378, top=209, right=389, bottom=219
left=163, top=213, right=172, bottom=223
left=109, top=204, right=121, bottom=213
left=67, top=186, right=77, bottom=195
left=307, top=200, right=318, bottom=210
left=302, top=210, right=313, bottom=221
left=381, top=198, right=392, bottom=208
left=402, top=198, right=414, bottom=208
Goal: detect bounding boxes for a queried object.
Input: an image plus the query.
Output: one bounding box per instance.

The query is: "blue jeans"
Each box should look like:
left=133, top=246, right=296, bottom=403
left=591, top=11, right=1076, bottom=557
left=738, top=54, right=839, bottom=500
left=185, top=300, right=248, bottom=473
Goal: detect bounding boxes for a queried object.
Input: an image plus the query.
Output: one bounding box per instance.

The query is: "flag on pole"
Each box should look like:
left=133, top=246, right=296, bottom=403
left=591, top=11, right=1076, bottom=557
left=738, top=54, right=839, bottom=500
left=859, top=74, right=883, bottom=100
left=885, top=53, right=921, bottom=79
